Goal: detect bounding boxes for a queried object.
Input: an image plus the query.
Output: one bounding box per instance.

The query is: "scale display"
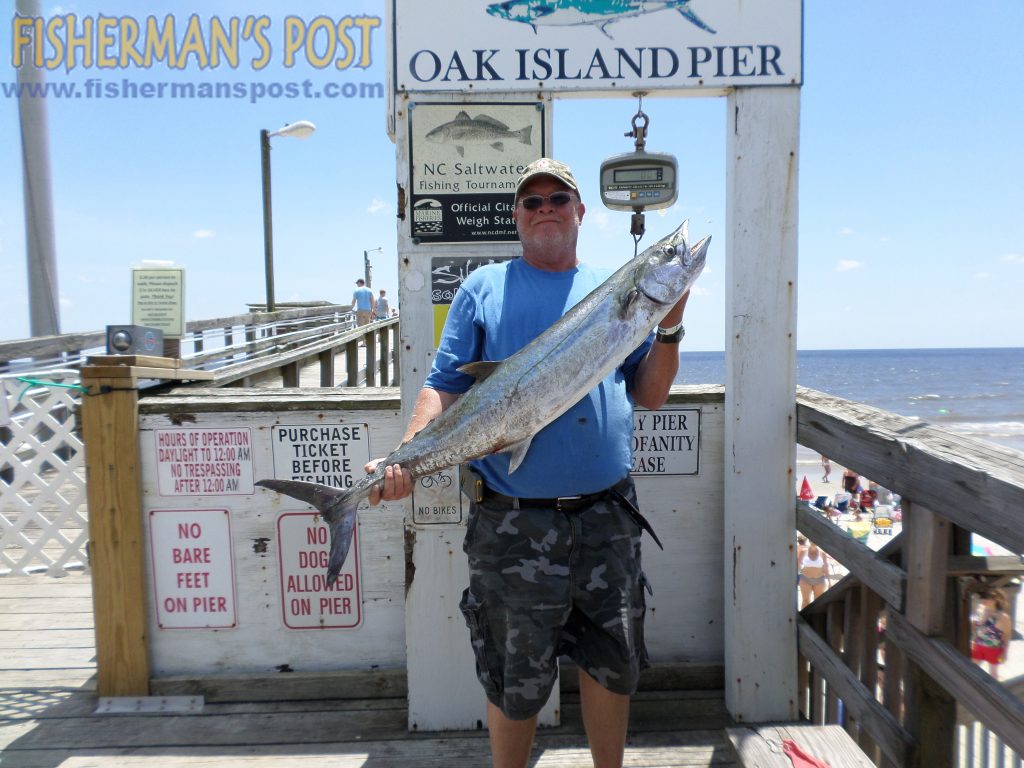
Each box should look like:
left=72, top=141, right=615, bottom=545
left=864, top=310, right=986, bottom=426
left=599, top=151, right=678, bottom=211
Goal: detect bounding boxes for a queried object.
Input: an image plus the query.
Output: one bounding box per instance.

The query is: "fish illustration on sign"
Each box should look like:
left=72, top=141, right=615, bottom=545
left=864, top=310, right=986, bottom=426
left=425, top=111, right=533, bottom=157
left=486, top=0, right=717, bottom=36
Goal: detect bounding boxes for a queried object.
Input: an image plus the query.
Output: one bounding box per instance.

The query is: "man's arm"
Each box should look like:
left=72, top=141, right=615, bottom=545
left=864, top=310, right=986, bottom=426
left=366, top=386, right=461, bottom=503
left=632, top=291, right=689, bottom=410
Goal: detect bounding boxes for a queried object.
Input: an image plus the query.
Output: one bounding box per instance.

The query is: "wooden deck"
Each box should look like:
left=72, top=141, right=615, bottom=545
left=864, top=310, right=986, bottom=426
left=0, top=573, right=739, bottom=767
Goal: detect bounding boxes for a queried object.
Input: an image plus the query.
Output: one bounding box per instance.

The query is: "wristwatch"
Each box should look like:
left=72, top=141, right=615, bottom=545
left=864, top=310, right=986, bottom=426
left=655, top=320, right=685, bottom=344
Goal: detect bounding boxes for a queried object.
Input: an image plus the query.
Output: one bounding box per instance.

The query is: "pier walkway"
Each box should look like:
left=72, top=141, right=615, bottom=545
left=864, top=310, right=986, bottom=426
left=0, top=574, right=738, bottom=768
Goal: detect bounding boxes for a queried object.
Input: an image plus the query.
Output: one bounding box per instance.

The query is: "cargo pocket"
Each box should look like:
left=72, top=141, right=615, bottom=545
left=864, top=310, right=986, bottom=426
left=459, top=588, right=501, bottom=701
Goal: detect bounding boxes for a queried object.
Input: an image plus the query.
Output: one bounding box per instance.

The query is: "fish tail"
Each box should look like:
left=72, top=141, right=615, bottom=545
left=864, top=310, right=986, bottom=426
left=676, top=4, right=716, bottom=33
left=255, top=478, right=359, bottom=585
left=325, top=499, right=359, bottom=587
left=517, top=125, right=533, bottom=146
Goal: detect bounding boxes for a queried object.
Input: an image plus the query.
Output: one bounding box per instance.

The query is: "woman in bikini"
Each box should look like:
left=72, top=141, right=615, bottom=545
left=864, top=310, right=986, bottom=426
left=797, top=537, right=832, bottom=609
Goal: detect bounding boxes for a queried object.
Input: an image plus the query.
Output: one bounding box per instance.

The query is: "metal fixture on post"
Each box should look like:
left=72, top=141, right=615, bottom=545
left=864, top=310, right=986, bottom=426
left=363, top=246, right=382, bottom=288
left=260, top=120, right=316, bottom=313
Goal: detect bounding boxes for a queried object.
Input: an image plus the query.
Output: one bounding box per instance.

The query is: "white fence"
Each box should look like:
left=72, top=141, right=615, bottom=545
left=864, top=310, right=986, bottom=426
left=0, top=370, right=89, bottom=576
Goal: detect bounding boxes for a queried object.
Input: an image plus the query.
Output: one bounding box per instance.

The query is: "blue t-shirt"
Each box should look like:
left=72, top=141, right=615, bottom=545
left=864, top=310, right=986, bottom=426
left=353, top=287, right=374, bottom=312
left=424, top=258, right=652, bottom=497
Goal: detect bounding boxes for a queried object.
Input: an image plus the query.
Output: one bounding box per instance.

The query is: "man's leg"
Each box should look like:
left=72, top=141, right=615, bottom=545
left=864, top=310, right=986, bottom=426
left=578, top=669, right=630, bottom=768
left=487, top=701, right=537, bottom=768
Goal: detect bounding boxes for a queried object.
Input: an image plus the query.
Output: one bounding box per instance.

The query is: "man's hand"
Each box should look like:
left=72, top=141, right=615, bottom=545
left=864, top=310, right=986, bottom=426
left=365, top=459, right=413, bottom=504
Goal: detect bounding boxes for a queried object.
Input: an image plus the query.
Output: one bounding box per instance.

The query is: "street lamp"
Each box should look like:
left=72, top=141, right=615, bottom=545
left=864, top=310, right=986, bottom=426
left=260, top=120, right=316, bottom=312
left=363, top=246, right=382, bottom=288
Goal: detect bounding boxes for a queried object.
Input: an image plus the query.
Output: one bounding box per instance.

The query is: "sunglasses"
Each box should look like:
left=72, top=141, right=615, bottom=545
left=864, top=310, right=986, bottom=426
left=517, top=191, right=575, bottom=211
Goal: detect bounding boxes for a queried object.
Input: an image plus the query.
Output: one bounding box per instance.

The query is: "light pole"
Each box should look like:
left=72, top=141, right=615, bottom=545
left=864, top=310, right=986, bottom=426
left=363, top=246, right=382, bottom=288
left=260, top=120, right=316, bottom=312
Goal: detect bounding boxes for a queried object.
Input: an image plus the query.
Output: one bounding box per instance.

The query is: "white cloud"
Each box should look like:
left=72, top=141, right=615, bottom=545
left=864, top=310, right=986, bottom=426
left=879, top=235, right=890, bottom=243
left=839, top=227, right=854, bottom=237
left=192, top=229, right=215, bottom=239
left=1001, top=253, right=1024, bottom=264
left=367, top=198, right=386, bottom=214
left=836, top=259, right=864, bottom=272
left=973, top=272, right=991, bottom=280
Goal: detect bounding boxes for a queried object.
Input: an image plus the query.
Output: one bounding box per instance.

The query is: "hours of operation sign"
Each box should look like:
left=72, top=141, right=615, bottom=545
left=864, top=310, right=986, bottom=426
left=154, top=427, right=254, bottom=496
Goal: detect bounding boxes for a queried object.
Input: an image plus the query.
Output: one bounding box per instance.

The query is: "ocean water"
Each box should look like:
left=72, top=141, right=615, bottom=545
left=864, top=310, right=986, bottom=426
left=674, top=347, right=1024, bottom=455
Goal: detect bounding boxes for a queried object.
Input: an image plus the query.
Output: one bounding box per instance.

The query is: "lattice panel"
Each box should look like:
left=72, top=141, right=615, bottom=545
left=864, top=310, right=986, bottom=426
left=0, top=372, right=89, bottom=576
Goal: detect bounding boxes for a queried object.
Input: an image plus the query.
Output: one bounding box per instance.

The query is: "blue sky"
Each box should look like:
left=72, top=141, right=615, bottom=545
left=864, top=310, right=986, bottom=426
left=1, top=1, right=1022, bottom=350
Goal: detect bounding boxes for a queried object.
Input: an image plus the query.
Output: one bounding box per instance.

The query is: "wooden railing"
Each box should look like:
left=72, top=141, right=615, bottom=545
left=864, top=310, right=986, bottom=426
left=1, top=303, right=352, bottom=371
left=0, top=303, right=400, bottom=389
left=794, top=387, right=1024, bottom=768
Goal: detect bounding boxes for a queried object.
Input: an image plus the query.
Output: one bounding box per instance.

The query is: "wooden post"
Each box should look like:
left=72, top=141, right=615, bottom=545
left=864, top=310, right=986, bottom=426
left=724, top=85, right=801, bottom=722
left=79, top=370, right=150, bottom=696
left=903, top=501, right=955, bottom=768
left=365, top=332, right=377, bottom=386
left=346, top=341, right=359, bottom=387
left=379, top=325, right=391, bottom=386
left=319, top=349, right=335, bottom=387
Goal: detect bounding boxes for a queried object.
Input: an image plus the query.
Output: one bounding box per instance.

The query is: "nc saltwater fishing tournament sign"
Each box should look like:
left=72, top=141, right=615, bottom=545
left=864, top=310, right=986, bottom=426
left=409, top=102, right=545, bottom=243
left=390, top=0, right=802, bottom=94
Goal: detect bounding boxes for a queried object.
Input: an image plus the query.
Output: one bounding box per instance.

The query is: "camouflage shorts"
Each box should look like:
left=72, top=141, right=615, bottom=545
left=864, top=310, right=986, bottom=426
left=458, top=478, right=650, bottom=720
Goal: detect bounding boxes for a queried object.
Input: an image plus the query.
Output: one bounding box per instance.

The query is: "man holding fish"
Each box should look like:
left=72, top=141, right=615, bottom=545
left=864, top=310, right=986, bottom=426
left=370, top=158, right=695, bottom=768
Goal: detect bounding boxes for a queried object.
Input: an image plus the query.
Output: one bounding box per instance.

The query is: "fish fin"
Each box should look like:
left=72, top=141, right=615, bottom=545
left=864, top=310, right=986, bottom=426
left=598, top=21, right=616, bottom=39
left=458, top=360, right=502, bottom=382
left=676, top=5, right=716, bottom=33
left=517, top=126, right=533, bottom=146
left=256, top=479, right=358, bottom=587
left=491, top=141, right=505, bottom=152
left=454, top=110, right=473, bottom=120
left=505, top=436, right=534, bottom=474
left=456, top=145, right=465, bottom=157
left=473, top=114, right=510, bottom=129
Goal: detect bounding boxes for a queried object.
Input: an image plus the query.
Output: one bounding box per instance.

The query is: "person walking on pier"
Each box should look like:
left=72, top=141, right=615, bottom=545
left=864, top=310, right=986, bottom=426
left=365, top=158, right=690, bottom=768
left=352, top=278, right=375, bottom=326
left=374, top=289, right=391, bottom=321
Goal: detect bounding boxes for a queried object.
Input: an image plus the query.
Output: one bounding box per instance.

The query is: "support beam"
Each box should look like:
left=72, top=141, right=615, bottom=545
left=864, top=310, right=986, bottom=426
left=79, top=372, right=150, bottom=696
left=724, top=85, right=800, bottom=722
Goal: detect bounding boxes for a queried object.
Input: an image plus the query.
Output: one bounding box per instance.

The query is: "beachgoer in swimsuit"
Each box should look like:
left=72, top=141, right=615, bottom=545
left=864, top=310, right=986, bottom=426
left=797, top=538, right=831, bottom=609
left=971, top=589, right=1012, bottom=679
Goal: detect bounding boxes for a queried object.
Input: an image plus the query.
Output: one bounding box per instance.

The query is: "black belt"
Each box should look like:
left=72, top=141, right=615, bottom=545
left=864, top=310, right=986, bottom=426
left=482, top=476, right=632, bottom=512
left=480, top=476, right=663, bottom=550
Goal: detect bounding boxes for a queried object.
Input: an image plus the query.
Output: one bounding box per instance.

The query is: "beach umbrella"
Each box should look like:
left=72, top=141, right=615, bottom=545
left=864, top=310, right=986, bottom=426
left=799, top=476, right=815, bottom=500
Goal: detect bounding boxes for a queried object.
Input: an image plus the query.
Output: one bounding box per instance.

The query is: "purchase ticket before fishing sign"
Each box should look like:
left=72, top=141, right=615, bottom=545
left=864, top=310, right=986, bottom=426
left=270, top=423, right=369, bottom=488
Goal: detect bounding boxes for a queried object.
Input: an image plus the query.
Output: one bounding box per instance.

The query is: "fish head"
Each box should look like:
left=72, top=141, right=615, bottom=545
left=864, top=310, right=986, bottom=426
left=487, top=0, right=552, bottom=23
left=633, top=220, right=709, bottom=306
left=424, top=124, right=449, bottom=144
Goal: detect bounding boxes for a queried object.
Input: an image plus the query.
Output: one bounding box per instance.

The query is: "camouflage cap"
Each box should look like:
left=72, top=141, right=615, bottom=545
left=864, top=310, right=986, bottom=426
left=515, top=158, right=580, bottom=199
